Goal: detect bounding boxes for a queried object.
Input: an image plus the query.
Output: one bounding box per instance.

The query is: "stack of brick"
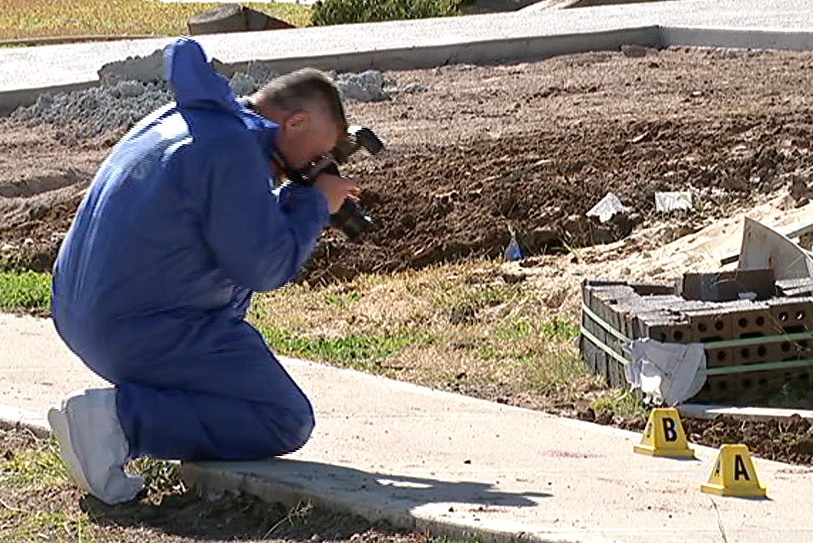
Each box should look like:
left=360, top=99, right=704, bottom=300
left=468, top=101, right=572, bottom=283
left=580, top=271, right=813, bottom=403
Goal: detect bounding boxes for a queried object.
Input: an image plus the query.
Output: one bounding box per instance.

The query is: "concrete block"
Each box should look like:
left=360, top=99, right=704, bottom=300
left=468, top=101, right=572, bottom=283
left=731, top=306, right=774, bottom=338
left=704, top=375, right=738, bottom=401
left=776, top=277, right=813, bottom=297
left=607, top=357, right=627, bottom=389
left=639, top=318, right=692, bottom=344
left=705, top=346, right=733, bottom=368
left=629, top=281, right=675, bottom=296
left=737, top=367, right=813, bottom=397
left=686, top=309, right=731, bottom=343
left=768, top=297, right=813, bottom=333
left=678, top=268, right=775, bottom=302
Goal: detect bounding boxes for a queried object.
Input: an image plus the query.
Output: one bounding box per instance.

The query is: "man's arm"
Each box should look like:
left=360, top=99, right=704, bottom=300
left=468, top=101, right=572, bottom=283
left=202, top=143, right=330, bottom=292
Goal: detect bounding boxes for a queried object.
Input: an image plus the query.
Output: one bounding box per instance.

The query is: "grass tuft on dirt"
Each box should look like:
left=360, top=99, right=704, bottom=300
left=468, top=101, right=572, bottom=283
left=0, top=270, right=51, bottom=313
left=0, top=1, right=311, bottom=42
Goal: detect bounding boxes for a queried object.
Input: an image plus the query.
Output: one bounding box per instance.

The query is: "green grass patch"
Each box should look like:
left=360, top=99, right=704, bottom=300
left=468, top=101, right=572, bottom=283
left=0, top=437, right=66, bottom=488
left=311, top=0, right=460, bottom=26
left=539, top=316, right=580, bottom=341
left=323, top=290, right=361, bottom=307
left=591, top=390, right=646, bottom=418
left=0, top=271, right=51, bottom=312
left=259, top=325, right=423, bottom=372
left=248, top=260, right=616, bottom=410
left=0, top=1, right=311, bottom=41
left=1, top=510, right=98, bottom=543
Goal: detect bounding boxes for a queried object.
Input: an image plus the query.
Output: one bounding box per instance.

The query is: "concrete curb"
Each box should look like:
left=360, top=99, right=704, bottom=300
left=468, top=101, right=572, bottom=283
left=0, top=403, right=50, bottom=437
left=679, top=403, right=813, bottom=422
left=180, top=461, right=595, bottom=543
left=662, top=26, right=813, bottom=51
left=3, top=24, right=813, bottom=116
left=230, top=25, right=661, bottom=74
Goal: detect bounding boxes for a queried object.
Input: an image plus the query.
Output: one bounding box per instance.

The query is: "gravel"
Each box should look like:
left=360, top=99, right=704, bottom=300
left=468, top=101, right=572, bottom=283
left=8, top=46, right=424, bottom=139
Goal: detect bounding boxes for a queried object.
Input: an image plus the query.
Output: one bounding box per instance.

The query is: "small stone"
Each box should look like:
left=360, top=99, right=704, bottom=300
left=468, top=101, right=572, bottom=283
left=336, top=70, right=387, bottom=102
left=501, top=271, right=527, bottom=284
left=621, top=44, right=648, bottom=58
left=389, top=83, right=428, bottom=95
left=116, top=81, right=145, bottom=98
left=310, top=535, right=321, bottom=543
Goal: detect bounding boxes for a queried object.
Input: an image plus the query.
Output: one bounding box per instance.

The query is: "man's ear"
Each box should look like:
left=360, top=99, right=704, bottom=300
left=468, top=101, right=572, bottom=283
left=285, top=111, right=310, bottom=132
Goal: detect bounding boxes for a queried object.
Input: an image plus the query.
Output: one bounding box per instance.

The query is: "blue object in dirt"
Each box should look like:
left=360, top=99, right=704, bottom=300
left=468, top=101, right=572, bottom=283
left=504, top=231, right=523, bottom=261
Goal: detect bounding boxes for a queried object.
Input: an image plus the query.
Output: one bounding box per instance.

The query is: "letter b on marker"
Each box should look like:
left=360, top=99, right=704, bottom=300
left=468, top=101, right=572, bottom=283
left=662, top=417, right=678, bottom=442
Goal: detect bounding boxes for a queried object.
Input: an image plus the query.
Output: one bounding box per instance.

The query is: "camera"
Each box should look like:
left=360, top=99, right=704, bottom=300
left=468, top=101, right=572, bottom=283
left=289, top=126, right=384, bottom=242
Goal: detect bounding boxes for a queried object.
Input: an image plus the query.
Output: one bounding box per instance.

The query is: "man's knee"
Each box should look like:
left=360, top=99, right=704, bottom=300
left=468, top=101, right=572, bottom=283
left=257, top=398, right=315, bottom=457
left=282, top=403, right=315, bottom=454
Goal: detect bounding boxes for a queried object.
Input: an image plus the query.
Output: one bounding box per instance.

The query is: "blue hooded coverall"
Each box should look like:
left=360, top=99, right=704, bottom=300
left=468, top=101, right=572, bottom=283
left=51, top=38, right=329, bottom=461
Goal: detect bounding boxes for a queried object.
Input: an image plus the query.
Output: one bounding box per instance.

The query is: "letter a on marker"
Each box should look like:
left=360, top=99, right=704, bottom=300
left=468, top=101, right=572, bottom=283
left=701, top=444, right=766, bottom=498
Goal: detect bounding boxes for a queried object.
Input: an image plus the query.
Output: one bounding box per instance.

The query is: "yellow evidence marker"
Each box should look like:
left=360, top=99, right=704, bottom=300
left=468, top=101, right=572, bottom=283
left=633, top=408, right=695, bottom=458
left=701, top=444, right=767, bottom=498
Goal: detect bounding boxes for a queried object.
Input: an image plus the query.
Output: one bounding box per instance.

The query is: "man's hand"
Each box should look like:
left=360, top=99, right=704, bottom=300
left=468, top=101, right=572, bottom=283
left=313, top=173, right=360, bottom=214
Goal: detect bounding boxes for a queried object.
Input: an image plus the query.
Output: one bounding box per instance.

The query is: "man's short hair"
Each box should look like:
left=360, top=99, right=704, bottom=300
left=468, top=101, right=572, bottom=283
left=251, top=68, right=347, bottom=130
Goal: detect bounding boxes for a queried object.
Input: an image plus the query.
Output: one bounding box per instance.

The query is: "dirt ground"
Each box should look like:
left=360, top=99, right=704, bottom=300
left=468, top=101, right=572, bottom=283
left=3, top=46, right=813, bottom=277
left=0, top=425, right=423, bottom=543
left=2, top=47, right=813, bottom=458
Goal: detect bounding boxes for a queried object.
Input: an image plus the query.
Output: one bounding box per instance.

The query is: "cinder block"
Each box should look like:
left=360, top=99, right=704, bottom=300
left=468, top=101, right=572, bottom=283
left=730, top=305, right=774, bottom=338
left=737, top=367, right=813, bottom=396
left=629, top=282, right=675, bottom=296
left=730, top=344, right=753, bottom=366
left=768, top=298, right=813, bottom=333
left=639, top=319, right=692, bottom=343
left=703, top=375, right=739, bottom=401
left=686, top=309, right=731, bottom=343
left=704, top=346, right=733, bottom=368
left=581, top=336, right=602, bottom=375
left=678, top=268, right=775, bottom=302
left=776, top=277, right=813, bottom=297
left=607, top=358, right=627, bottom=389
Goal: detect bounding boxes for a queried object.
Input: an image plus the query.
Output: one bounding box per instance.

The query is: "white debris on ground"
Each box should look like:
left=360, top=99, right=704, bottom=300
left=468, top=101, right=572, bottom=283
left=9, top=49, right=426, bottom=138
left=335, top=70, right=428, bottom=102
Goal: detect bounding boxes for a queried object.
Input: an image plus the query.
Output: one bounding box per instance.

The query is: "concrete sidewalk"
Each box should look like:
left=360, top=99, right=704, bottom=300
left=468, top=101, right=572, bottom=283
left=2, top=312, right=813, bottom=543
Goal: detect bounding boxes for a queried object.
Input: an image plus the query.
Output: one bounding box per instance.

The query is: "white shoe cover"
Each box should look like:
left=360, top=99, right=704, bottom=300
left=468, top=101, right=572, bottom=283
left=48, top=388, right=144, bottom=505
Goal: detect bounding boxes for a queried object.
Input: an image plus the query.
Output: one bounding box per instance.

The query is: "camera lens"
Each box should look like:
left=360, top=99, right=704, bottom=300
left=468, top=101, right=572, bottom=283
left=330, top=200, right=374, bottom=241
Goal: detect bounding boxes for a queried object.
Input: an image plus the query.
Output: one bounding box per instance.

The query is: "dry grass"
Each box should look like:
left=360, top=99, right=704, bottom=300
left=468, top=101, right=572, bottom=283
left=250, top=259, right=637, bottom=415
left=0, top=0, right=311, bottom=41
left=0, top=257, right=637, bottom=415
left=0, top=428, right=398, bottom=542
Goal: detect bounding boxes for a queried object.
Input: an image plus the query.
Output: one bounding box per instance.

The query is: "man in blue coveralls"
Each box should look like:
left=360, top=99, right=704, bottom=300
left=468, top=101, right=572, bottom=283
left=47, top=37, right=361, bottom=505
